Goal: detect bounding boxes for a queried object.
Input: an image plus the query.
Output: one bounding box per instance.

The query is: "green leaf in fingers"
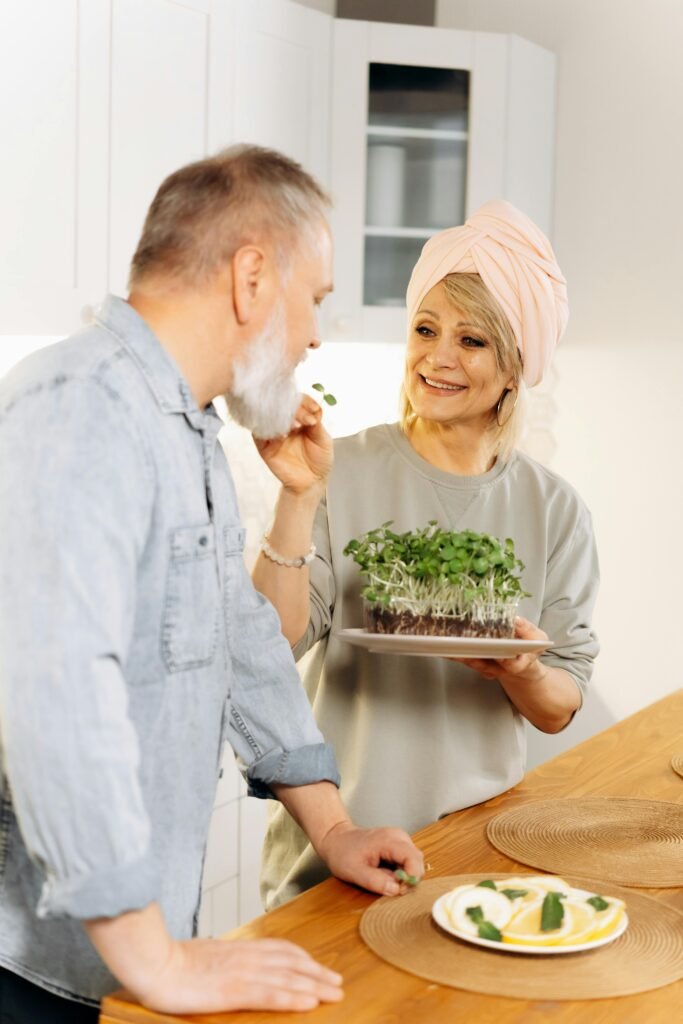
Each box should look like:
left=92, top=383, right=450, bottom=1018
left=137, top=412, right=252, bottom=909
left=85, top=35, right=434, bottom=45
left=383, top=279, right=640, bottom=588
left=312, top=382, right=337, bottom=406
left=394, top=868, right=419, bottom=887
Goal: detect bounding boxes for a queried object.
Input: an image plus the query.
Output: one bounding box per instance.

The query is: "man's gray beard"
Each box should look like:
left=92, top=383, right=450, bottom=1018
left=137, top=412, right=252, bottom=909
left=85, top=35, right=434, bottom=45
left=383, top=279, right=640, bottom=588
left=225, top=303, right=302, bottom=440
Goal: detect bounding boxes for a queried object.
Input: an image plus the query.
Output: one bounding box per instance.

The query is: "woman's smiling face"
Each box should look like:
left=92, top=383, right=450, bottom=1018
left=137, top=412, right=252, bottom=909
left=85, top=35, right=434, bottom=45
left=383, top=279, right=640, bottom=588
left=404, top=280, right=514, bottom=428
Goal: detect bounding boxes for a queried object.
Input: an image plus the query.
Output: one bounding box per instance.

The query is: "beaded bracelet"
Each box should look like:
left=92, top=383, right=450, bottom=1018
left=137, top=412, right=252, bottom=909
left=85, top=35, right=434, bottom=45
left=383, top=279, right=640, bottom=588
left=260, top=535, right=316, bottom=568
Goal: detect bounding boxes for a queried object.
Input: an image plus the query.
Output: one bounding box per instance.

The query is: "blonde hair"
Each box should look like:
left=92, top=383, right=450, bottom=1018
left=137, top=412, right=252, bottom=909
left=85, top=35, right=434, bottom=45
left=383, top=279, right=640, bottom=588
left=129, top=144, right=330, bottom=290
left=400, top=273, right=525, bottom=461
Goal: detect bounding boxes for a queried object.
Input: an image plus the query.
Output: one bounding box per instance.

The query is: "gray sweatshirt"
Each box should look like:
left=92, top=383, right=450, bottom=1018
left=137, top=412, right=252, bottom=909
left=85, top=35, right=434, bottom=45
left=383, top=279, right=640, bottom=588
left=261, top=422, right=599, bottom=909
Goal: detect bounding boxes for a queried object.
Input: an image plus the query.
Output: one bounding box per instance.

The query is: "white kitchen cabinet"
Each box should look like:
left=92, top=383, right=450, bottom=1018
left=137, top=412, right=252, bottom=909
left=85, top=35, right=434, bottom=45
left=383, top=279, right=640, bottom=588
left=0, top=0, right=331, bottom=333
left=232, top=0, right=332, bottom=188
left=327, top=21, right=556, bottom=342
left=107, top=0, right=235, bottom=296
left=0, top=0, right=109, bottom=334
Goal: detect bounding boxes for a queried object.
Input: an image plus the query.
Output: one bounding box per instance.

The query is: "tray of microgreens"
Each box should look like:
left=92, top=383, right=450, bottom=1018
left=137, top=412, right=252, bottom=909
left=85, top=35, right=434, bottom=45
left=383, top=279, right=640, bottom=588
left=342, top=521, right=529, bottom=638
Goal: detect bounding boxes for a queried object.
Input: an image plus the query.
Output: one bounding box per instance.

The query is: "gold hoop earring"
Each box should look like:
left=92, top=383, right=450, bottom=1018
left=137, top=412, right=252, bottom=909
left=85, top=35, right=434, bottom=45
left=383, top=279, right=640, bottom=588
left=496, top=388, right=518, bottom=427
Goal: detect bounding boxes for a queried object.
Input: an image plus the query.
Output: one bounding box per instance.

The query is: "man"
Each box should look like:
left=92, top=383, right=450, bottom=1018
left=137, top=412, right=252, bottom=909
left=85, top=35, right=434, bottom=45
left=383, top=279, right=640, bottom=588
left=0, top=145, right=423, bottom=1021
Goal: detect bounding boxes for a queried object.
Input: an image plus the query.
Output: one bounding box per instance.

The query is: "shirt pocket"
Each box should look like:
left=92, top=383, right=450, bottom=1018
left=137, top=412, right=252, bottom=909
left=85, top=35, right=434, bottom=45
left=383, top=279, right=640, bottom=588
left=162, top=523, right=220, bottom=673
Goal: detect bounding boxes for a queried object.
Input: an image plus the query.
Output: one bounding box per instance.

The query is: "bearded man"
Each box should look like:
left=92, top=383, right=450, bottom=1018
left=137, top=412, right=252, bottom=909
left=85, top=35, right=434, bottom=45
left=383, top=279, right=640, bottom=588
left=0, top=145, right=422, bottom=1023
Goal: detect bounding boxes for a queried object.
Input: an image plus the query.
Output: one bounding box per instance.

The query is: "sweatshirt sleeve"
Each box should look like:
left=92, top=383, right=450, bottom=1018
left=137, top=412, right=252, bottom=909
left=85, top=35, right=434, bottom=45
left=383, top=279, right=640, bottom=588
left=0, top=377, right=160, bottom=920
left=538, top=502, right=600, bottom=707
left=291, top=494, right=337, bottom=662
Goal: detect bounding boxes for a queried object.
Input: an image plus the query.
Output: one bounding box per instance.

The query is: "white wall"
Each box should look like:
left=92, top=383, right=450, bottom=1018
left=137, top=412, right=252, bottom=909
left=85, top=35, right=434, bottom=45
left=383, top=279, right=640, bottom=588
left=435, top=0, right=683, bottom=764
left=292, top=0, right=335, bottom=13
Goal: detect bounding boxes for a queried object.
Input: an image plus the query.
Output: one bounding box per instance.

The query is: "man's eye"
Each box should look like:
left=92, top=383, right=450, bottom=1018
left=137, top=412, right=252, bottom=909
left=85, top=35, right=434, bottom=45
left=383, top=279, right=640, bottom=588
left=463, top=336, right=485, bottom=347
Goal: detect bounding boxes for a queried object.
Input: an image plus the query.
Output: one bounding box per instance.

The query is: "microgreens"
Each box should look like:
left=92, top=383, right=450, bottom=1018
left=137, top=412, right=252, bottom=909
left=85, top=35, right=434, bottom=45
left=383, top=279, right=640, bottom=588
left=311, top=382, right=337, bottom=406
left=342, top=521, right=529, bottom=620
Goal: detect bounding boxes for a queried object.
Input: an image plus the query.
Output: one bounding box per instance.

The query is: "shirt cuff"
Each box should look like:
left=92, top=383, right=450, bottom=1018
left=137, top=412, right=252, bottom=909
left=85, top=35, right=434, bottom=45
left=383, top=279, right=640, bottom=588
left=37, top=851, right=160, bottom=920
left=246, top=742, right=340, bottom=799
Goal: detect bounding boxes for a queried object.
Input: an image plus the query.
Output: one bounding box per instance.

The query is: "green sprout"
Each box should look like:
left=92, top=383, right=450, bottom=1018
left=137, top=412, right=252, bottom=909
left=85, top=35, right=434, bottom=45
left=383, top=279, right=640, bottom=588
left=342, top=521, right=530, bottom=627
left=311, top=382, right=337, bottom=406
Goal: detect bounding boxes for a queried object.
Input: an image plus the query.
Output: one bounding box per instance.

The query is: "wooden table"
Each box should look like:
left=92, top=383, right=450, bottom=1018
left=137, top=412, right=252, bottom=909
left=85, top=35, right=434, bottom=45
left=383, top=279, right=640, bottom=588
left=101, top=690, right=683, bottom=1024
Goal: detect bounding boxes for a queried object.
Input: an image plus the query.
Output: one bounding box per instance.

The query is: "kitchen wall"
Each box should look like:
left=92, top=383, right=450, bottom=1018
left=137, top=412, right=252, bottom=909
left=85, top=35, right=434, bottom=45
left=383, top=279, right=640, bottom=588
left=435, top=0, right=683, bottom=760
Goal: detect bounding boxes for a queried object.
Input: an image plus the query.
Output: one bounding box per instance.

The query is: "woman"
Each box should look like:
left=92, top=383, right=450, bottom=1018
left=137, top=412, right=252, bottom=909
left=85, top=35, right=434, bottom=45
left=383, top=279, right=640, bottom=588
left=252, top=200, right=599, bottom=909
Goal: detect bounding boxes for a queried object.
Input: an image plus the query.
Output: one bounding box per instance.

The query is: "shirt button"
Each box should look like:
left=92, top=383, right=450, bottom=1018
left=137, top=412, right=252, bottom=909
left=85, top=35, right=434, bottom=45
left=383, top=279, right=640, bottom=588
left=199, top=535, right=208, bottom=547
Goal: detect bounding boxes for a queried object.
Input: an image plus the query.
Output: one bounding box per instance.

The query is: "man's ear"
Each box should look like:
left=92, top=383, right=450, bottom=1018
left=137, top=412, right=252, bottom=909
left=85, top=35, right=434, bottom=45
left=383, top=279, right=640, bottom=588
left=231, top=245, right=266, bottom=325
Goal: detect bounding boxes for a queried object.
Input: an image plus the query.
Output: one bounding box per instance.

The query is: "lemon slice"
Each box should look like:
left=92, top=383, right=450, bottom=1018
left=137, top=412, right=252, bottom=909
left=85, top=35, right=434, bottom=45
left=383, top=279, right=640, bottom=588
left=586, top=898, right=626, bottom=941
left=558, top=898, right=601, bottom=945
left=495, top=877, right=550, bottom=906
left=502, top=899, right=574, bottom=945
left=444, top=885, right=513, bottom=936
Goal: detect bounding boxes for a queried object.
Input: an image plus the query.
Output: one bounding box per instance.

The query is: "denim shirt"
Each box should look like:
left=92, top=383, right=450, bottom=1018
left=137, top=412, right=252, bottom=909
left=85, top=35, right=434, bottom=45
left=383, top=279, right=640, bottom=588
left=0, top=296, right=339, bottom=1005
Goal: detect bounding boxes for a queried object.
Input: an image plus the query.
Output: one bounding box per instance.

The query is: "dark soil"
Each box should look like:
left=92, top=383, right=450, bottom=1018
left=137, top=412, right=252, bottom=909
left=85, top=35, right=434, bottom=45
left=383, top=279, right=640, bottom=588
left=364, top=604, right=514, bottom=639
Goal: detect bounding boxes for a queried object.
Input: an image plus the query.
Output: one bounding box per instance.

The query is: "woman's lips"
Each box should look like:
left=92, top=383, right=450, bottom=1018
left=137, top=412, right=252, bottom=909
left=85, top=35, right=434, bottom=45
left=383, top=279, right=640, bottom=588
left=419, top=373, right=466, bottom=394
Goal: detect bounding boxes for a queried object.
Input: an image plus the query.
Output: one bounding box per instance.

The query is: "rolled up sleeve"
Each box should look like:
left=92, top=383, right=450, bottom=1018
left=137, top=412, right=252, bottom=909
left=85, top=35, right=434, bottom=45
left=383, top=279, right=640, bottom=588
left=539, top=505, right=600, bottom=708
left=0, top=377, right=158, bottom=919
left=225, top=551, right=339, bottom=799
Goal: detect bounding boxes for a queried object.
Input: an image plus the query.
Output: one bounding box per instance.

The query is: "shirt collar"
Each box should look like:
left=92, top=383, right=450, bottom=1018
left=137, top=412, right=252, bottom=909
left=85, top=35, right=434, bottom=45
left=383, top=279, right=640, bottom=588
left=94, top=294, right=222, bottom=435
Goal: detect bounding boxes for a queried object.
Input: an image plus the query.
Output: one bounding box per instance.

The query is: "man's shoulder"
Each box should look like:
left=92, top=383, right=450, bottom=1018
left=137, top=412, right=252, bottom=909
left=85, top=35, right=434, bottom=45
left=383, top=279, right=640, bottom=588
left=0, top=323, right=126, bottom=413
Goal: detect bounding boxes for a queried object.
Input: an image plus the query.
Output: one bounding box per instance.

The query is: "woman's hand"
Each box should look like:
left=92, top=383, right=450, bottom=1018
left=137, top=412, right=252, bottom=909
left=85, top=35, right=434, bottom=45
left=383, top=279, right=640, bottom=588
left=451, top=617, right=581, bottom=733
left=453, top=617, right=549, bottom=686
left=253, top=394, right=333, bottom=496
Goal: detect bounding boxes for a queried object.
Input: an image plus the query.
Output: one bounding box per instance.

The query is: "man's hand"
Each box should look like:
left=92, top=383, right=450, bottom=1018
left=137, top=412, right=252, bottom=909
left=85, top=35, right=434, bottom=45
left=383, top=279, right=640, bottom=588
left=142, top=937, right=343, bottom=1015
left=86, top=903, right=342, bottom=1015
left=316, top=821, right=425, bottom=897
left=253, top=394, right=333, bottom=495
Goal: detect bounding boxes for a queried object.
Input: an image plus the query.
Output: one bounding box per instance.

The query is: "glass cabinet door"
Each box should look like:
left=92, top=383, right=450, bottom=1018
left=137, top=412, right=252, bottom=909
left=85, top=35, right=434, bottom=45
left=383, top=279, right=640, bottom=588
left=363, top=64, right=469, bottom=308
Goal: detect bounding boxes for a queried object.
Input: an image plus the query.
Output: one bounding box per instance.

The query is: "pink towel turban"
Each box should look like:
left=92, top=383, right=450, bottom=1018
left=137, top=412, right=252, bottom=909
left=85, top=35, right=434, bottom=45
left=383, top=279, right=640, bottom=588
left=405, top=200, right=568, bottom=387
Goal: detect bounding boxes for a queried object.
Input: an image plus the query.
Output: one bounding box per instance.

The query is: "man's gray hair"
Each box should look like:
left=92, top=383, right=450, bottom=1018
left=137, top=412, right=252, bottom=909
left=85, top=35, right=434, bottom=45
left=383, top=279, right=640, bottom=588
left=129, top=144, right=331, bottom=289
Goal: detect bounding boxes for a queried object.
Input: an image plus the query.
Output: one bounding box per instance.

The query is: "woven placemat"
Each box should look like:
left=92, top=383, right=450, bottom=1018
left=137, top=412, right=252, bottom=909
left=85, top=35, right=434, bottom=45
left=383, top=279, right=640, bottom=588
left=360, top=873, right=683, bottom=1000
left=485, top=798, right=683, bottom=887
left=672, top=754, right=683, bottom=779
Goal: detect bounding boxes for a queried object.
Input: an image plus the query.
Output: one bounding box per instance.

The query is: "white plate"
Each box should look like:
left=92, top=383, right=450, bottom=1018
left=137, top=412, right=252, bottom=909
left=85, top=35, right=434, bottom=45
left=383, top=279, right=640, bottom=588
left=336, top=629, right=553, bottom=660
left=431, top=891, right=629, bottom=955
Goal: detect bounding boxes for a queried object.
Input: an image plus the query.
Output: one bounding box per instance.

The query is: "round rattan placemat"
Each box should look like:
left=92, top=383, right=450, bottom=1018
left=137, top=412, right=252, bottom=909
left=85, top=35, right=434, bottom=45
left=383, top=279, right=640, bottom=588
left=360, top=874, right=683, bottom=1000
left=485, top=798, right=683, bottom=887
left=671, top=754, right=683, bottom=779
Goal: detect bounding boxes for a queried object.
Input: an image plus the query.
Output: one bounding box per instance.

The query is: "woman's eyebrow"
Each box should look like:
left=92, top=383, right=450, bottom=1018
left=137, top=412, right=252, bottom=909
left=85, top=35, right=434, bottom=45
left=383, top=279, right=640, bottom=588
left=416, top=307, right=440, bottom=319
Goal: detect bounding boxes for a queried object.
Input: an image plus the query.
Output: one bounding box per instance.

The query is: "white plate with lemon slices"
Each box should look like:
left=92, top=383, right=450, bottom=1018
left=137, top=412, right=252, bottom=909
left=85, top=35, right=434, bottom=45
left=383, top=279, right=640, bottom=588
left=432, top=875, right=628, bottom=955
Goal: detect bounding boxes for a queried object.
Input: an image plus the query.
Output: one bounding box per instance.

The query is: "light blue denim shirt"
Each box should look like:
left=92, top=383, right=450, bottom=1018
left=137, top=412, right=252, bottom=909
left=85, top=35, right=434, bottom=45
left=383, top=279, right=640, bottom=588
left=0, top=295, right=339, bottom=1006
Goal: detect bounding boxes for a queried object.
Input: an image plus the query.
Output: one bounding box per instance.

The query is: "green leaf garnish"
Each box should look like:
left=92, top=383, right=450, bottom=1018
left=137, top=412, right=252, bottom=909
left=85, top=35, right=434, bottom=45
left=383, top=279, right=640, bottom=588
left=323, top=393, right=337, bottom=405
left=586, top=895, right=610, bottom=912
left=540, top=891, right=565, bottom=932
left=477, top=921, right=503, bottom=942
left=501, top=888, right=529, bottom=900
left=312, top=382, right=325, bottom=392
left=465, top=905, right=484, bottom=924
left=476, top=880, right=497, bottom=890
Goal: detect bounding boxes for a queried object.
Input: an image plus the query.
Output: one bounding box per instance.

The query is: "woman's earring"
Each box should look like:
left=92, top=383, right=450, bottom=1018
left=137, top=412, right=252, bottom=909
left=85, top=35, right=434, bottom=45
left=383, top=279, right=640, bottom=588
left=496, top=388, right=518, bottom=427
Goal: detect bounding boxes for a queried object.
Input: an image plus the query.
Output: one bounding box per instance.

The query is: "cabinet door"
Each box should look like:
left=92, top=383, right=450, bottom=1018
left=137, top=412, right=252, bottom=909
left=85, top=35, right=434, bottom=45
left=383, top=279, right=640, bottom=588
left=108, top=0, right=234, bottom=296
left=0, top=0, right=109, bottom=334
left=232, top=0, right=332, bottom=188
left=328, top=21, right=555, bottom=343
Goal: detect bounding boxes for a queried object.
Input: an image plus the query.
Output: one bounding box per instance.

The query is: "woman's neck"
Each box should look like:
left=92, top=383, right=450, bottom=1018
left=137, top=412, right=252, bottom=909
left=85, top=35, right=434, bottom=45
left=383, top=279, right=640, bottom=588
left=406, top=418, right=498, bottom=476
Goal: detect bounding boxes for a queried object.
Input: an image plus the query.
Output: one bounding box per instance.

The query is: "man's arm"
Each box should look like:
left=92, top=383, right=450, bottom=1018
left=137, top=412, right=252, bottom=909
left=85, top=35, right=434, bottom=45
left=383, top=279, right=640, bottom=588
left=85, top=904, right=342, bottom=1014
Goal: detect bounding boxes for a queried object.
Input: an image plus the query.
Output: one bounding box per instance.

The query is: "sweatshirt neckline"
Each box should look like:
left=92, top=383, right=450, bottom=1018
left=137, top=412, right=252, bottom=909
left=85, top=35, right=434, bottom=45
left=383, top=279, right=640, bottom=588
left=383, top=422, right=513, bottom=491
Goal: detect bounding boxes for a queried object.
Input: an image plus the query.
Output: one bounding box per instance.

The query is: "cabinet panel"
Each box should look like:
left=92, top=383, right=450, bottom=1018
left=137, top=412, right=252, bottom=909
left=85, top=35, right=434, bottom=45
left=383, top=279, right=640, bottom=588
left=0, top=0, right=109, bottom=333
left=108, top=0, right=212, bottom=295
left=233, top=0, right=331, bottom=187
